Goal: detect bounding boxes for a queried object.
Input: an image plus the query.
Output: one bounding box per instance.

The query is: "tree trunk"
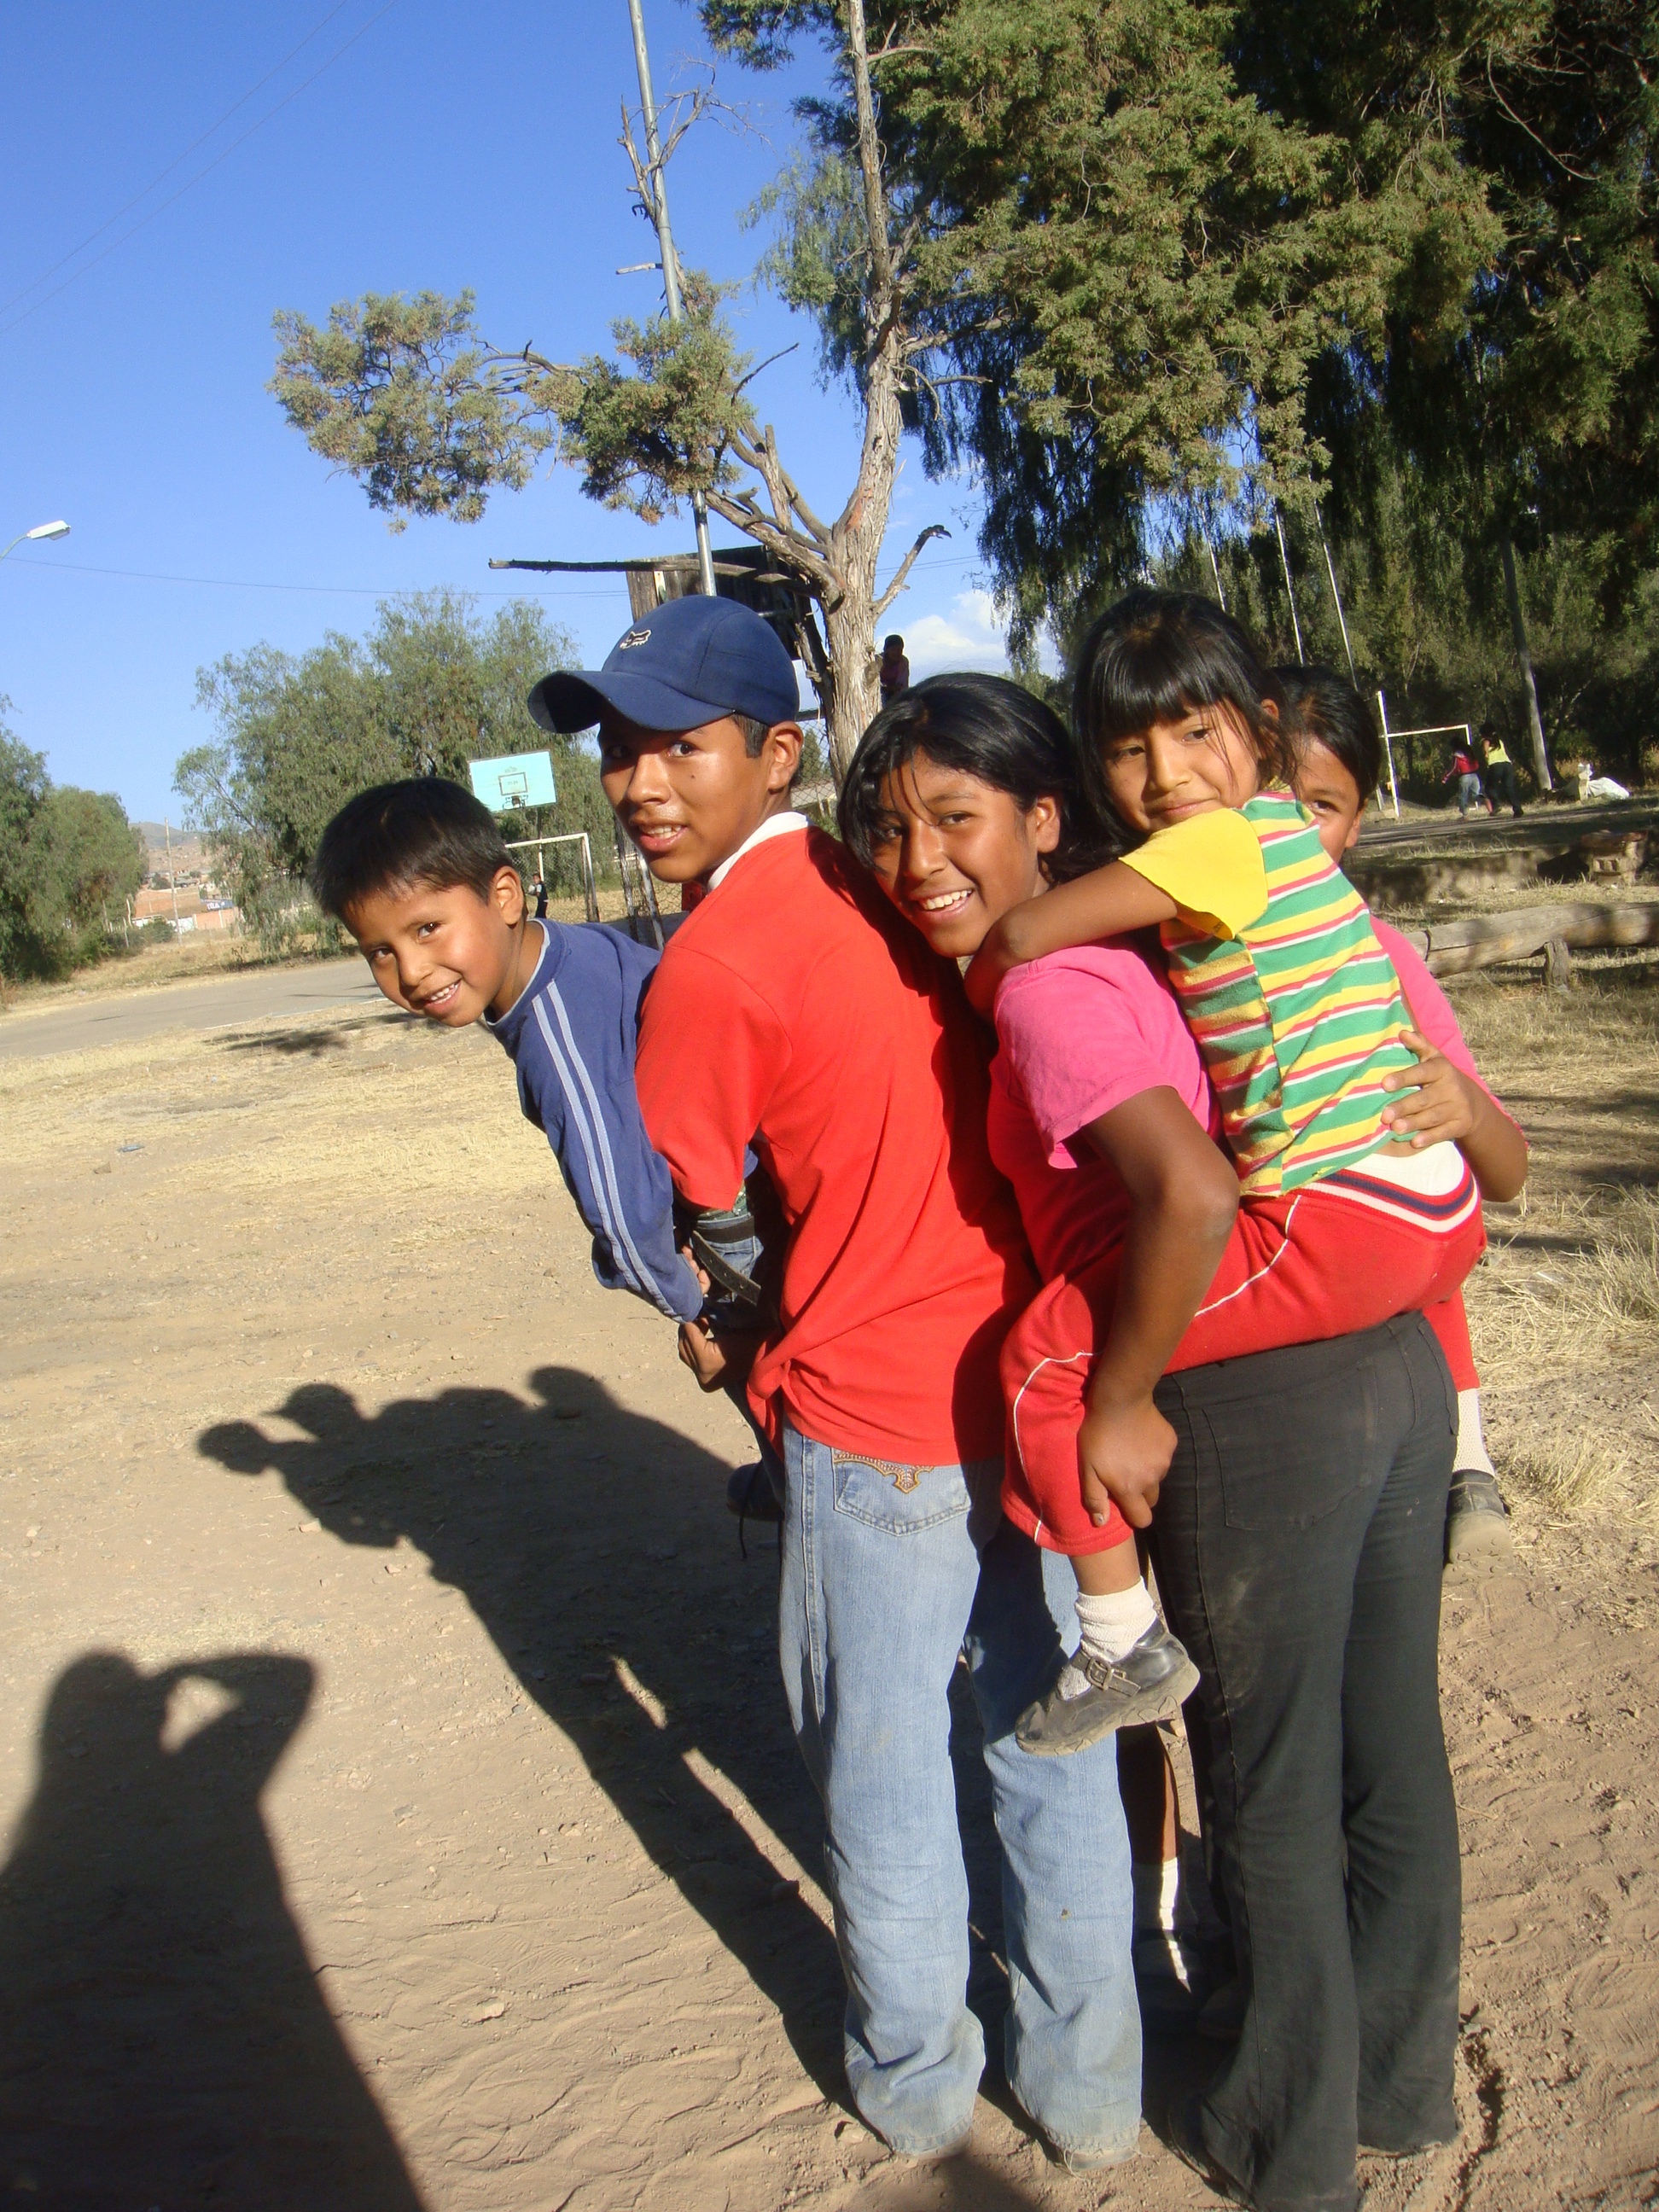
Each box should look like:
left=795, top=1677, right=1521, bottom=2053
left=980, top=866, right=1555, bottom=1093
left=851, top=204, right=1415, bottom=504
left=819, top=329, right=908, bottom=782
left=1500, top=534, right=1552, bottom=792
left=820, top=595, right=881, bottom=780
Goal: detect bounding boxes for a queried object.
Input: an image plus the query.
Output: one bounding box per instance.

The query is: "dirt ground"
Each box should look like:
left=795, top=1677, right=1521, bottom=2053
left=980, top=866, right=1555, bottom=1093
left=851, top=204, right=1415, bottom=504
left=1, top=971, right=1656, bottom=2211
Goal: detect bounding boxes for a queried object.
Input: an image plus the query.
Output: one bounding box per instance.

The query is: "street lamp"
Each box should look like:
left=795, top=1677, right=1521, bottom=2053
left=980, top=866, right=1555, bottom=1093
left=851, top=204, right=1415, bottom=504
left=1, top=519, right=71, bottom=562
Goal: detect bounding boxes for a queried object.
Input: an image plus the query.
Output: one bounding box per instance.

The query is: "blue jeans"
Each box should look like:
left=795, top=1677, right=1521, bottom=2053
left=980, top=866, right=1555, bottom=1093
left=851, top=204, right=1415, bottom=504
left=778, top=1422, right=1141, bottom=2160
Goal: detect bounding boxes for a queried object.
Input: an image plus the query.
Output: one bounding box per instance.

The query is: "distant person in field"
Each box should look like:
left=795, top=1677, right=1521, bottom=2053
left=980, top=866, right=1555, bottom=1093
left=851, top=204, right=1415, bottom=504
left=1281, top=664, right=1528, bottom=1568
left=1479, top=724, right=1525, bottom=816
left=308, top=777, right=783, bottom=1515
left=1442, top=740, right=1491, bottom=819
left=536, top=593, right=1144, bottom=2173
left=878, top=632, right=910, bottom=705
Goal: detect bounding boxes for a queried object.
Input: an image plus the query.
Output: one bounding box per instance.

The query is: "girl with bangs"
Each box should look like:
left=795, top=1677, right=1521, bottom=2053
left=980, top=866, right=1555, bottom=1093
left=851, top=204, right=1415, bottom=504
left=964, top=595, right=1509, bottom=1751
left=841, top=602, right=1519, bottom=2211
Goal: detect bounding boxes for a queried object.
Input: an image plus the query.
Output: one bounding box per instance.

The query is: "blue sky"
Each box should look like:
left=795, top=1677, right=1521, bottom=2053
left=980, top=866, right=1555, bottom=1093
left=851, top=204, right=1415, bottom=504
left=0, top=1, right=1011, bottom=823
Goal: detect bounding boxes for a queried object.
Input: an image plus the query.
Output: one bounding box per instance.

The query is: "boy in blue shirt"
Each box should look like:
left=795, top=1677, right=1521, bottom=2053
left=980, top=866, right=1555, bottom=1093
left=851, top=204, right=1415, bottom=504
left=310, top=775, right=781, bottom=1511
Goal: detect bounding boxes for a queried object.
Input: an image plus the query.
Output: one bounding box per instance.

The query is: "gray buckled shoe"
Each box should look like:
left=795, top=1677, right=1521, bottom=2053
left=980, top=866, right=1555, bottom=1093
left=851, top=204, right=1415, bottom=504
left=1016, top=1621, right=1199, bottom=1756
left=1445, top=1468, right=1514, bottom=1571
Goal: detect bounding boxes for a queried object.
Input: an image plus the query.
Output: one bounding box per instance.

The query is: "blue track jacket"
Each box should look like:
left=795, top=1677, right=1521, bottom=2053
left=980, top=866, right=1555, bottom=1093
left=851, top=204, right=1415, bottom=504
left=485, top=922, right=703, bottom=1323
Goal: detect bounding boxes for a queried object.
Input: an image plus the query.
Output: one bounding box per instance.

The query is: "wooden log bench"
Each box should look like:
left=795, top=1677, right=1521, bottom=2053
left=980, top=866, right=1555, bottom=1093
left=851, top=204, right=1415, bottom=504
left=1393, top=898, right=1659, bottom=987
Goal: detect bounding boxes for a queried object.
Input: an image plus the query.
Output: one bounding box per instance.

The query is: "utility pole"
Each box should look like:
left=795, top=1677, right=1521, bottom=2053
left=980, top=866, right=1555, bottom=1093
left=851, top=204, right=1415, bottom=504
left=1314, top=506, right=1359, bottom=690
left=1204, top=527, right=1227, bottom=612
left=624, top=0, right=717, bottom=598
left=1273, top=507, right=1306, bottom=663
left=162, top=818, right=181, bottom=933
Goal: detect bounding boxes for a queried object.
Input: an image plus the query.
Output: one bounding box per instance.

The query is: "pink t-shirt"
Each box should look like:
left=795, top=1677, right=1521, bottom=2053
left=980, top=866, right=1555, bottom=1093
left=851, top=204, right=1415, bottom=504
left=988, top=937, right=1220, bottom=1283
left=1372, top=920, right=1482, bottom=1089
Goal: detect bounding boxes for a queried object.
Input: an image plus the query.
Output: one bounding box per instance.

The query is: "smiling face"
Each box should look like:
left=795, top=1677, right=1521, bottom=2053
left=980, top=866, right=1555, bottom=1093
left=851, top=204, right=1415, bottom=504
left=597, top=708, right=803, bottom=884
left=1289, top=738, right=1365, bottom=864
left=1097, top=701, right=1261, bottom=837
left=863, top=750, right=1061, bottom=958
left=342, top=868, right=537, bottom=1026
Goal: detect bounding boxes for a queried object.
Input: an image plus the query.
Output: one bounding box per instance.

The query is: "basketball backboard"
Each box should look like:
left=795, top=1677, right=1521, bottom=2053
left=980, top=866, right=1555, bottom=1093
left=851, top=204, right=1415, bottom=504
left=469, top=751, right=557, bottom=812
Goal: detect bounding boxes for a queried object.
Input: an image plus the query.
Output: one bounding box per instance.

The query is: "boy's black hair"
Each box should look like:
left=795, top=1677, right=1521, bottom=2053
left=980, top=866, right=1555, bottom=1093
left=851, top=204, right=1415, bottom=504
left=310, top=777, right=514, bottom=921
left=1273, top=663, right=1382, bottom=800
left=882, top=634, right=905, bottom=653
left=839, top=672, right=1118, bottom=882
left=1072, top=589, right=1293, bottom=829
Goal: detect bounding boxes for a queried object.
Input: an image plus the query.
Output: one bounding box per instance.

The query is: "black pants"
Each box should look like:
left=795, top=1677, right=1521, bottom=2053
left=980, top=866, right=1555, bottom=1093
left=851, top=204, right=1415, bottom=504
left=1153, top=1315, right=1461, bottom=2212
left=1485, top=760, right=1523, bottom=815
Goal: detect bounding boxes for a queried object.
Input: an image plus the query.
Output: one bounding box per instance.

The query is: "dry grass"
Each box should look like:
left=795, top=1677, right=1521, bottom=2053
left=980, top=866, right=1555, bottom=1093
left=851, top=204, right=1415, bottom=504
left=1441, top=974, right=1659, bottom=1522
left=1470, top=1184, right=1659, bottom=1383
left=0, top=932, right=282, bottom=1016
left=1503, top=1432, right=1634, bottom=1516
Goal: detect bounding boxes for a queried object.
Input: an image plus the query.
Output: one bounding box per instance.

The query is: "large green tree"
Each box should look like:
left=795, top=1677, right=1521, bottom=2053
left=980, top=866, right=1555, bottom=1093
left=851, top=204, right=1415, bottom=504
left=174, top=593, right=591, bottom=908
left=0, top=698, right=147, bottom=982
left=1224, top=0, right=1659, bottom=783
left=269, top=0, right=1465, bottom=774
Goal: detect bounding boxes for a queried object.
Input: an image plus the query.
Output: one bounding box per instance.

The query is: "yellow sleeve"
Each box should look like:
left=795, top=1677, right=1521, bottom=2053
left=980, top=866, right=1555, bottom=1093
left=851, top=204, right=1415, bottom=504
left=1118, top=809, right=1269, bottom=939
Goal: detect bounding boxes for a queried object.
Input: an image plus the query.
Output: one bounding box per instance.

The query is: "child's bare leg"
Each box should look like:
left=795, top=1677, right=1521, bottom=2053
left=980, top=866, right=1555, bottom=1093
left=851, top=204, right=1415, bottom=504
left=1120, top=1728, right=1199, bottom=1999
left=1074, top=1539, right=1145, bottom=1595
left=1073, top=1537, right=1158, bottom=1679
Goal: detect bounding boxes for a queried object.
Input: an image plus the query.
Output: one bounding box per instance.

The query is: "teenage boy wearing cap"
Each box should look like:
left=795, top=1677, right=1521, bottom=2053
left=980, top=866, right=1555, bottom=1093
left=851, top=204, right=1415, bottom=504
left=532, top=595, right=1143, bottom=2172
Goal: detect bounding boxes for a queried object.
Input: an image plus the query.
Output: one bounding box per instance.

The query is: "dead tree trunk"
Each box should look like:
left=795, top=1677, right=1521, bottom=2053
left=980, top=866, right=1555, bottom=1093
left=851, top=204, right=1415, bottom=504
left=1500, top=534, right=1553, bottom=793
left=697, top=0, right=945, bottom=783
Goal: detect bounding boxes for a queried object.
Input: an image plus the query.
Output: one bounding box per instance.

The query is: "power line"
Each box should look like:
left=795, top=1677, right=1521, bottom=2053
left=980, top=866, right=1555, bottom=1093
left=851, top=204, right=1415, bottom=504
left=0, top=0, right=404, bottom=341
left=3, top=556, right=626, bottom=600
left=4, top=551, right=981, bottom=598
left=0, top=0, right=358, bottom=323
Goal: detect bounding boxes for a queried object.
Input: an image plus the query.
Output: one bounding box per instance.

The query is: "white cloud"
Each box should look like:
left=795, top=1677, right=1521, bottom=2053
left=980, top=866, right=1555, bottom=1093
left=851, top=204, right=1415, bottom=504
left=897, top=589, right=1011, bottom=678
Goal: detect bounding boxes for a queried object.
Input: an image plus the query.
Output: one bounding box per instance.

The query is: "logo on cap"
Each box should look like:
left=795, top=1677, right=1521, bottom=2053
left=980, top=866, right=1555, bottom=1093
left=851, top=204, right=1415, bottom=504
left=618, top=627, right=652, bottom=650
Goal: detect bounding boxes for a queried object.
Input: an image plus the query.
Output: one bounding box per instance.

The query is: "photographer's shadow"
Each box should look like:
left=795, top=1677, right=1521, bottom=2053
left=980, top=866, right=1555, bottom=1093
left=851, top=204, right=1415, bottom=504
left=199, top=1367, right=847, bottom=2097
left=0, top=1650, right=426, bottom=2209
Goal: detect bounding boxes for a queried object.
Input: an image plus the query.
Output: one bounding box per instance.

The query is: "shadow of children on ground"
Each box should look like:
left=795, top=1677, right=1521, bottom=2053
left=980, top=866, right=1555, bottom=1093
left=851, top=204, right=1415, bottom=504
left=199, top=1367, right=853, bottom=2102
left=0, top=1650, right=427, bottom=2210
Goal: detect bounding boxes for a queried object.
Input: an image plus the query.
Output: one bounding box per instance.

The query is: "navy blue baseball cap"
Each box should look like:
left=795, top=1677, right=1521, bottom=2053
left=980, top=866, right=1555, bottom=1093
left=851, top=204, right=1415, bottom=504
left=527, top=594, right=800, bottom=734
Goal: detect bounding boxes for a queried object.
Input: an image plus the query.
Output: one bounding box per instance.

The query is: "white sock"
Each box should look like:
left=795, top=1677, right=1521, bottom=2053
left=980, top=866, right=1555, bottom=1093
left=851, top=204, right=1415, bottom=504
left=1132, top=1855, right=1180, bottom=1935
left=1454, top=1388, right=1496, bottom=1476
left=1074, top=1581, right=1158, bottom=1668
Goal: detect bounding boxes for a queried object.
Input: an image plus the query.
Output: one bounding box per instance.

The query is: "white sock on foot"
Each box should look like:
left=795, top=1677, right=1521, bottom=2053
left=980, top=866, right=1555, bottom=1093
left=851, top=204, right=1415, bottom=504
left=1454, top=1388, right=1497, bottom=1477
left=1132, top=1855, right=1180, bottom=1935
left=1075, top=1582, right=1157, bottom=1668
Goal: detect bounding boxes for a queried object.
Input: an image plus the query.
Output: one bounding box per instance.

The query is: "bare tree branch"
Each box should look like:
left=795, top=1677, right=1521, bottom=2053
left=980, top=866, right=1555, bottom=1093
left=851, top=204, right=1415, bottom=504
left=1484, top=49, right=1598, bottom=180
left=873, top=523, right=951, bottom=620
left=731, top=342, right=800, bottom=398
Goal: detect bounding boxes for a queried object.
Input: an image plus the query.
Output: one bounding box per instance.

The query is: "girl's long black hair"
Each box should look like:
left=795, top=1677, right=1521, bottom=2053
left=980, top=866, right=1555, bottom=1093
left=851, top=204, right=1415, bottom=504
left=1273, top=663, right=1383, bottom=800
left=1071, top=590, right=1293, bottom=830
left=838, top=672, right=1119, bottom=882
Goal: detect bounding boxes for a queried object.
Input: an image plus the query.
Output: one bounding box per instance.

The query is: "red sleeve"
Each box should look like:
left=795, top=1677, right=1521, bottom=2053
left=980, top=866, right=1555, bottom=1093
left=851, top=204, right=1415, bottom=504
left=635, top=944, right=792, bottom=1210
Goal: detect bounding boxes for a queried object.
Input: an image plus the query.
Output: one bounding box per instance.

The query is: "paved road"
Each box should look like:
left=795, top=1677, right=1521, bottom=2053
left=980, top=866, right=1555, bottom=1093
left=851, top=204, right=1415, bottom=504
left=0, top=958, right=386, bottom=1062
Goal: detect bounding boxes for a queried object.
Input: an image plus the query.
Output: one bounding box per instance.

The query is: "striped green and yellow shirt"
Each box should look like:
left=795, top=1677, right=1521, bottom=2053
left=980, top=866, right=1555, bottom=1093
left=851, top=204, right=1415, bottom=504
left=1121, top=790, right=1417, bottom=1194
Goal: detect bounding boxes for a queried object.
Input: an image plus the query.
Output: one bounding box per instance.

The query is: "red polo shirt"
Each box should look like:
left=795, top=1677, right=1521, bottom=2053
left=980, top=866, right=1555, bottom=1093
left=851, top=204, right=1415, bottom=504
left=636, top=826, right=1035, bottom=1465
